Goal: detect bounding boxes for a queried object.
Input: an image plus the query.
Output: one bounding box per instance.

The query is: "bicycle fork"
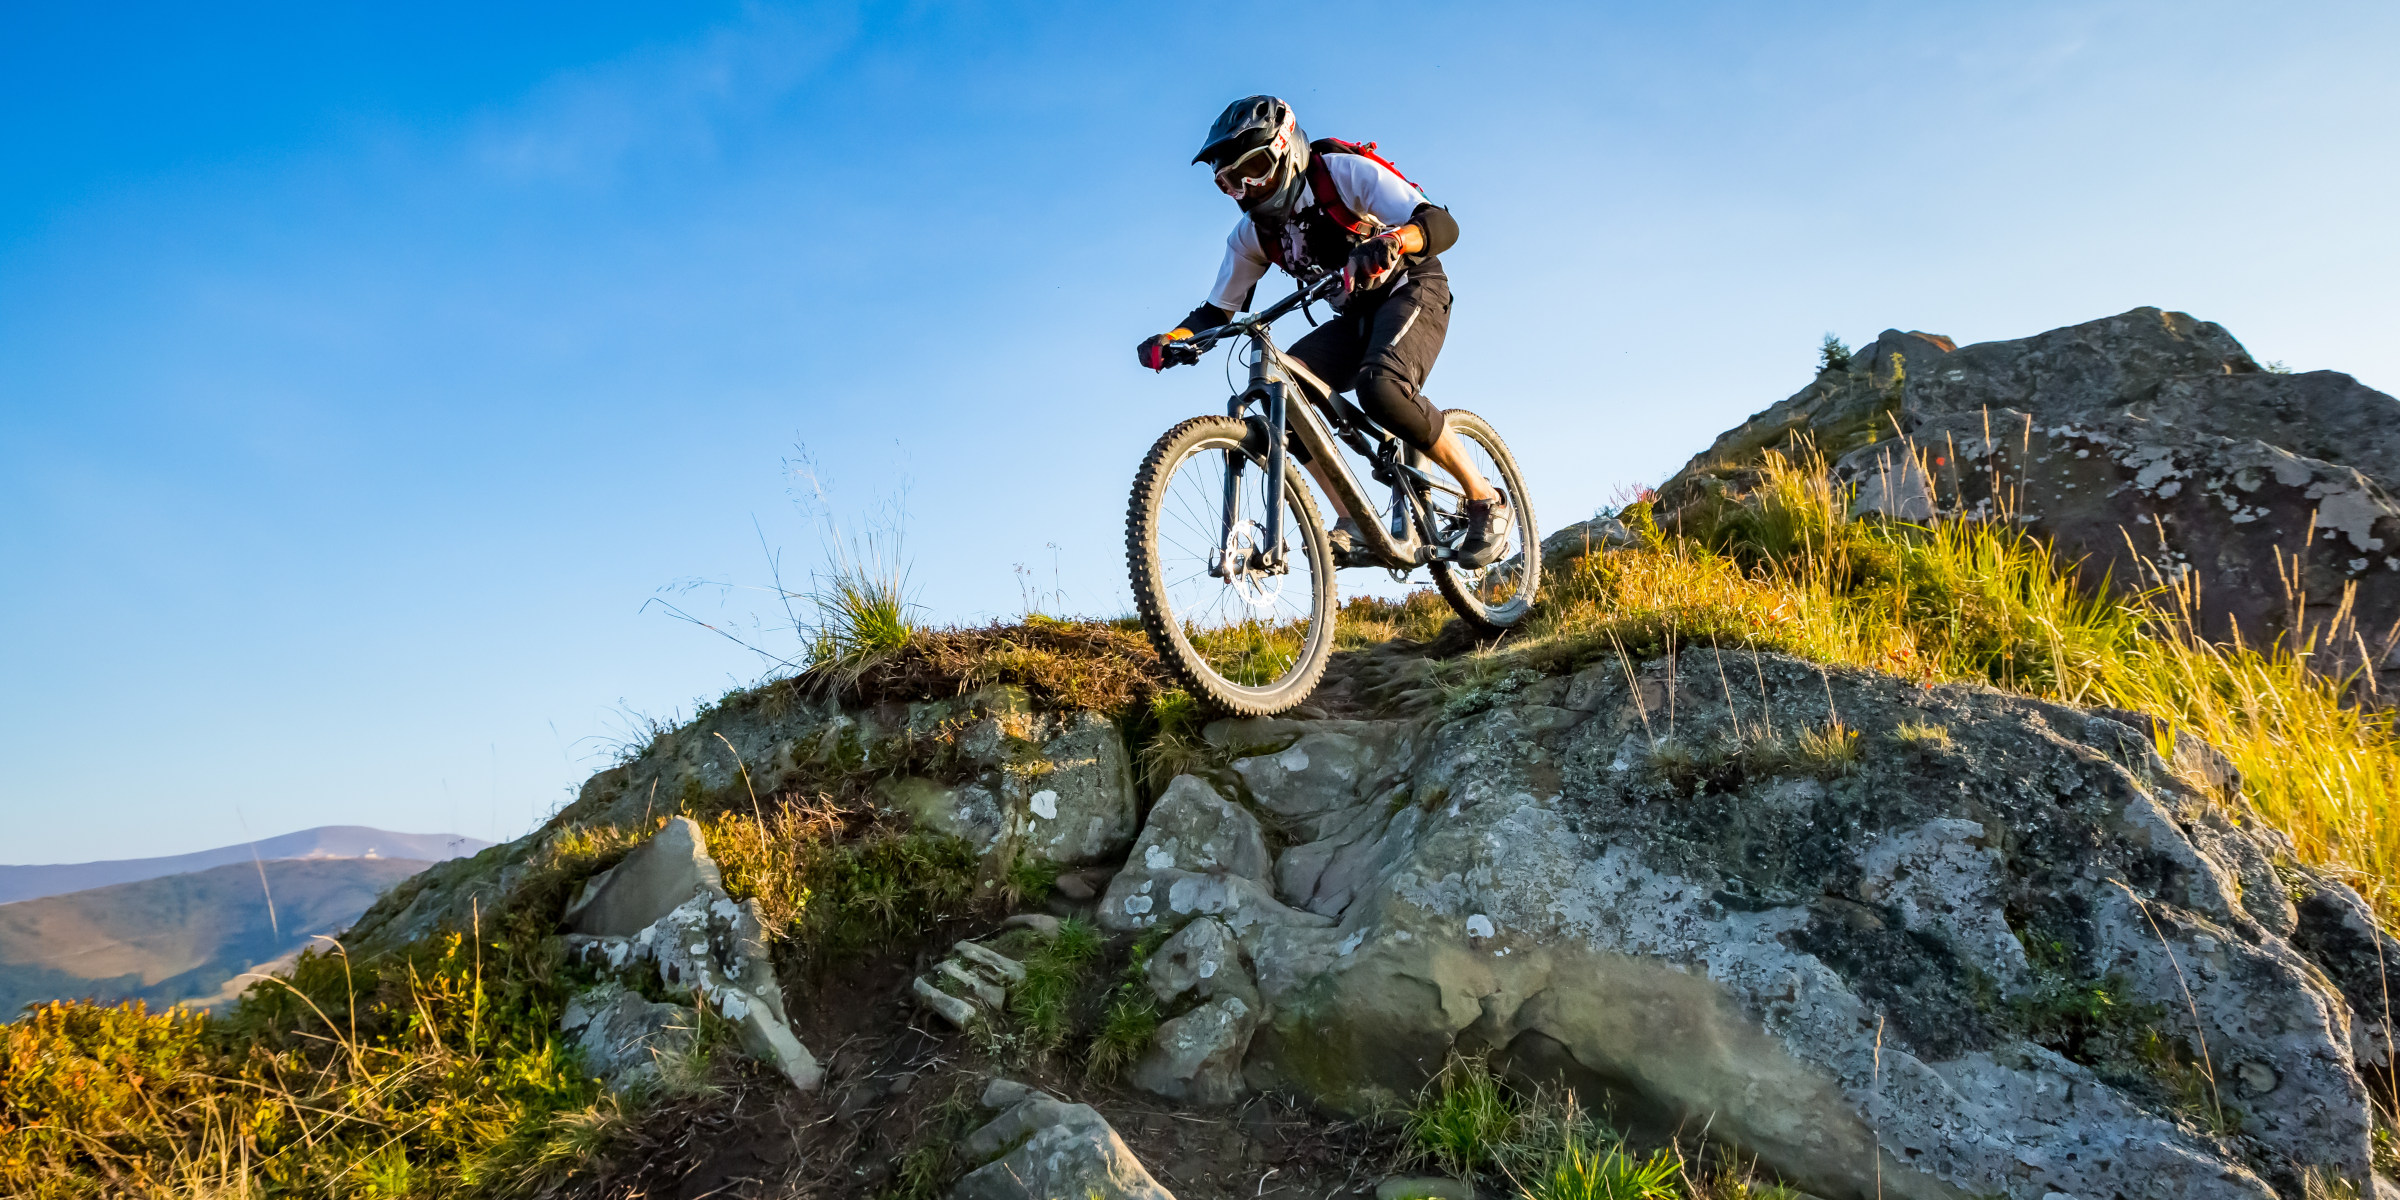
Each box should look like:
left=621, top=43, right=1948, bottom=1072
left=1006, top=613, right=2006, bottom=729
left=1218, top=379, right=1290, bottom=579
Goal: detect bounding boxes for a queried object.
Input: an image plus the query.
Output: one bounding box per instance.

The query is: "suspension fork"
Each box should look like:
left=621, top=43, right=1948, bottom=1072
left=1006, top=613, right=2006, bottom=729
left=1217, top=402, right=1244, bottom=581
left=1222, top=359, right=1291, bottom=575
left=1260, top=381, right=1288, bottom=569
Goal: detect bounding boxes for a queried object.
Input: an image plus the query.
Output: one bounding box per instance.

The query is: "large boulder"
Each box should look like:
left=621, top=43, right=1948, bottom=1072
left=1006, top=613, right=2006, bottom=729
left=953, top=1079, right=1173, bottom=1200
left=882, top=709, right=1140, bottom=868
left=1660, top=308, right=2400, bottom=683
left=563, top=815, right=721, bottom=937
left=560, top=817, right=824, bottom=1092
left=1098, top=774, right=1328, bottom=937
left=1129, top=917, right=1265, bottom=1105
left=1169, top=653, right=2395, bottom=1199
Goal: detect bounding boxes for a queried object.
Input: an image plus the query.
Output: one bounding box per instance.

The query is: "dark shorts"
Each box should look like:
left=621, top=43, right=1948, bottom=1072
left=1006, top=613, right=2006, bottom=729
left=1286, top=265, right=1451, bottom=452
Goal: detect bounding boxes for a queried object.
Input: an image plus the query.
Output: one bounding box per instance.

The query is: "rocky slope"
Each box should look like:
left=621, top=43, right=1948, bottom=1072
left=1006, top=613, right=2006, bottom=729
left=1148, top=650, right=2396, bottom=1198
left=322, top=310, right=2400, bottom=1199
left=340, top=632, right=2400, bottom=1199
left=1654, top=309, right=2400, bottom=684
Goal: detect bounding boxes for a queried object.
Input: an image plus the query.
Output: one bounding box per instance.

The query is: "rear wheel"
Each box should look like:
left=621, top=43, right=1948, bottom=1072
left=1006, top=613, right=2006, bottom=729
left=1127, top=416, right=1337, bottom=716
left=1428, top=410, right=1539, bottom=633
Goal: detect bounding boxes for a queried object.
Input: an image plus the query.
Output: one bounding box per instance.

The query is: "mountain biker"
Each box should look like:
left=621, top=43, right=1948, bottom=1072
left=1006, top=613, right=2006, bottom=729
left=1136, top=95, right=1514, bottom=568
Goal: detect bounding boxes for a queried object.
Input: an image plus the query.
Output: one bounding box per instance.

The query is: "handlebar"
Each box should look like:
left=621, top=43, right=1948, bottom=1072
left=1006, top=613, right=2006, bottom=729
left=1169, top=273, right=1348, bottom=362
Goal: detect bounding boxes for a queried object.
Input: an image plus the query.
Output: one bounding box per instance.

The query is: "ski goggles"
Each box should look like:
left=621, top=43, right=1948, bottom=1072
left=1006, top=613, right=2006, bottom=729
left=1211, top=142, right=1282, bottom=197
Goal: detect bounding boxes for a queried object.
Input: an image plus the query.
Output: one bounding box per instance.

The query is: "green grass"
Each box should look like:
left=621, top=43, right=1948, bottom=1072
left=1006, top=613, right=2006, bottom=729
left=1337, top=590, right=1455, bottom=647
left=2, top=927, right=618, bottom=1198
left=1185, top=617, right=1306, bottom=686
left=1082, top=926, right=1170, bottom=1082
left=1007, top=917, right=1104, bottom=1054
left=803, top=527, right=919, bottom=691
left=1406, top=1056, right=1518, bottom=1180
left=1397, top=1057, right=1792, bottom=1199
left=1131, top=687, right=1219, bottom=794
left=1892, top=720, right=1953, bottom=752
left=1520, top=1136, right=1680, bottom=1200
left=1082, top=992, right=1159, bottom=1082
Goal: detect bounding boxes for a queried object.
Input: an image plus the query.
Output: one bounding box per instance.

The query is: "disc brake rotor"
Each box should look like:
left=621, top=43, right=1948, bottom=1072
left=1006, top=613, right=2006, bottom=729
left=1216, top=519, right=1286, bottom=609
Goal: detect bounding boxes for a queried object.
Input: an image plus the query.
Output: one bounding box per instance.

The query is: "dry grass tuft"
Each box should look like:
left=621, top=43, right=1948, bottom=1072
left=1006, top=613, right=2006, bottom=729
left=1337, top=590, right=1456, bottom=648
left=834, top=614, right=1173, bottom=713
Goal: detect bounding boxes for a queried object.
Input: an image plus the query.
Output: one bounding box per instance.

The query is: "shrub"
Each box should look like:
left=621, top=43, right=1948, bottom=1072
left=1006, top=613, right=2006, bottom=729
left=701, top=798, right=979, bottom=967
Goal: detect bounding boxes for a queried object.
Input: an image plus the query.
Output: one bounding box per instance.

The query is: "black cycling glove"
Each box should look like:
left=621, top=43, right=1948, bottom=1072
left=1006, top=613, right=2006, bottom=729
left=1138, top=331, right=1191, bottom=371
left=1345, top=232, right=1408, bottom=295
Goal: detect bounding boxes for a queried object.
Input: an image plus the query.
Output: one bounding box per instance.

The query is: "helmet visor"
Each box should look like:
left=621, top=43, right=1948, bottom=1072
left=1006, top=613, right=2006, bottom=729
left=1211, top=143, right=1281, bottom=198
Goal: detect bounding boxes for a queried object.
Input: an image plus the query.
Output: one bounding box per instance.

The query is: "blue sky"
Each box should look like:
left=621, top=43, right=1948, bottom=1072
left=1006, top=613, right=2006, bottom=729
left=5, top=1, right=2396, bottom=863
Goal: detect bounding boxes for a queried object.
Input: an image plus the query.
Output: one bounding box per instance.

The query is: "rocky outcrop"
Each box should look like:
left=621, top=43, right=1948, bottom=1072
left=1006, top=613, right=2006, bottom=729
left=954, top=1078, right=1173, bottom=1200
left=1100, top=654, right=2398, bottom=1199
left=345, top=683, right=1139, bottom=957
left=1658, top=309, right=2400, bottom=682
left=560, top=817, right=824, bottom=1091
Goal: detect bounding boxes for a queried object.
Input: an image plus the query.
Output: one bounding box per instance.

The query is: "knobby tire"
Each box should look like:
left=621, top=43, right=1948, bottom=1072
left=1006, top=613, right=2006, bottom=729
left=1126, top=415, right=1337, bottom=716
left=1430, top=410, right=1540, bottom=634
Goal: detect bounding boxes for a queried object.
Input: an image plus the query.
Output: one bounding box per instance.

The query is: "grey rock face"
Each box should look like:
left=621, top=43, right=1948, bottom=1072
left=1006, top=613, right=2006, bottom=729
left=879, top=708, right=1139, bottom=869
left=1182, top=653, right=2391, bottom=1199
left=1130, top=917, right=1265, bottom=1105
left=559, top=984, right=696, bottom=1090
left=1540, top=515, right=1639, bottom=565
left=1146, top=916, right=1257, bottom=1008
left=1020, top=712, right=1144, bottom=865
left=561, top=819, right=823, bottom=1092
left=1098, top=775, right=1329, bottom=937
left=953, top=1078, right=1173, bottom=1200
left=1663, top=308, right=2400, bottom=682
left=1131, top=994, right=1257, bottom=1105
left=564, top=816, right=723, bottom=937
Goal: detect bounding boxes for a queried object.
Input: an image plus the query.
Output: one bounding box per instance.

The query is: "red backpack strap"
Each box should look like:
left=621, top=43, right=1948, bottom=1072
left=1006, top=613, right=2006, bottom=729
left=1323, top=138, right=1419, bottom=190
left=1303, top=139, right=1368, bottom=234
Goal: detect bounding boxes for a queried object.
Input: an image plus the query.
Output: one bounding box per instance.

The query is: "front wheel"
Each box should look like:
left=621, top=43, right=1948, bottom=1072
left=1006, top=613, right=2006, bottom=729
left=1429, top=410, right=1540, bottom=633
left=1127, top=415, right=1337, bottom=716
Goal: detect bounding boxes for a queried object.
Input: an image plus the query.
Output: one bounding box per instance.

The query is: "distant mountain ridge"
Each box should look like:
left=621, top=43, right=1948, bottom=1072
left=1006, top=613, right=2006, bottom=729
left=0, top=856, right=435, bottom=1014
left=0, top=826, right=491, bottom=905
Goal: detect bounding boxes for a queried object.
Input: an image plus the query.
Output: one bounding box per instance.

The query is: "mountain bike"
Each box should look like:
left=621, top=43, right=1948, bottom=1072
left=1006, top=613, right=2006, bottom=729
left=1126, top=273, right=1539, bottom=716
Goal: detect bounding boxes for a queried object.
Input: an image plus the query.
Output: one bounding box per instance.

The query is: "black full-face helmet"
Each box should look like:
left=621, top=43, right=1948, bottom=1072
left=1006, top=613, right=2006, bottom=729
left=1193, top=95, right=1307, bottom=213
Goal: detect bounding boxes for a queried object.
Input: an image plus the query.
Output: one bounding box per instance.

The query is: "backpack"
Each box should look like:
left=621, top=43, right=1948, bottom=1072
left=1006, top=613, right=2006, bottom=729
left=1257, top=138, right=1423, bottom=270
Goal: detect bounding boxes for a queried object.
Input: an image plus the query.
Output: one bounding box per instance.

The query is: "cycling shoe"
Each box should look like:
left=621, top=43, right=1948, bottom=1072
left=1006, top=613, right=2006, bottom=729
left=1455, top=495, right=1514, bottom=568
left=1327, top=517, right=1376, bottom=568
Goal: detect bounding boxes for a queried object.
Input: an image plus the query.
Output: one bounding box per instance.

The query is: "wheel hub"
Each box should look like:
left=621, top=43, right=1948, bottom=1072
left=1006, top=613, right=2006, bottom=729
left=1216, top=520, right=1287, bottom=609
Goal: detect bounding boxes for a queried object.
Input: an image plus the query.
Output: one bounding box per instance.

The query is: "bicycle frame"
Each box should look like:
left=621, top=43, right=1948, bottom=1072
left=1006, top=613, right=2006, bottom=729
left=1181, top=278, right=1462, bottom=575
